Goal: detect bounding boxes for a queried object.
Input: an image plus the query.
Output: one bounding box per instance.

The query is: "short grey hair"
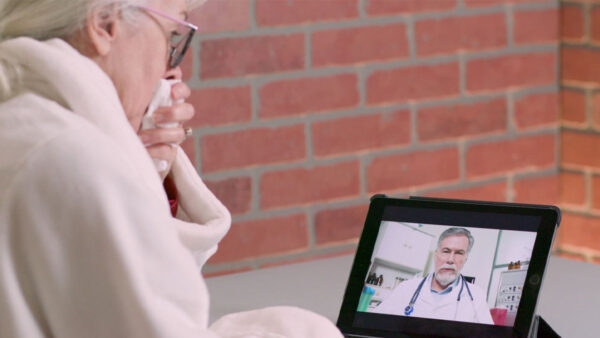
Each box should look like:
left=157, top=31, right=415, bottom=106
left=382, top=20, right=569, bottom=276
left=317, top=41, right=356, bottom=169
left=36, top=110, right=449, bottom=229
left=0, top=0, right=148, bottom=99
left=0, top=0, right=206, bottom=41
left=437, top=227, right=474, bottom=253
left=0, top=1, right=149, bottom=42
left=0, top=0, right=205, bottom=99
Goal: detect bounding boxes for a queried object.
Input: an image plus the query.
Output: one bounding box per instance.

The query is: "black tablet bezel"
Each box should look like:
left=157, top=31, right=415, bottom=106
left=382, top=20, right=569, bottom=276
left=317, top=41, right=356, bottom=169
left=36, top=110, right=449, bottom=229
left=336, top=197, right=560, bottom=338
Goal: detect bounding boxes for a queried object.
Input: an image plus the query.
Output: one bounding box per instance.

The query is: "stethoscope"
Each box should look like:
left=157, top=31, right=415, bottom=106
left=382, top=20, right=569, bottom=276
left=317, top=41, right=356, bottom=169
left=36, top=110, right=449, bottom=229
left=404, top=273, right=473, bottom=316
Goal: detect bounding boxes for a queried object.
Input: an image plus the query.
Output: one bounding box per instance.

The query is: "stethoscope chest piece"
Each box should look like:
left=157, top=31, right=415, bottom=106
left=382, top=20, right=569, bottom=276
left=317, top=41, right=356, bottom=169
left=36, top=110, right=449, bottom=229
left=404, top=305, right=414, bottom=316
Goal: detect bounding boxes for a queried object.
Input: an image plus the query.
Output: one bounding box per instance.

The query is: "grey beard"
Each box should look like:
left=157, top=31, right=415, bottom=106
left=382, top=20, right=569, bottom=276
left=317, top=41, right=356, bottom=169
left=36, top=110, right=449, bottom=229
left=435, top=271, right=458, bottom=287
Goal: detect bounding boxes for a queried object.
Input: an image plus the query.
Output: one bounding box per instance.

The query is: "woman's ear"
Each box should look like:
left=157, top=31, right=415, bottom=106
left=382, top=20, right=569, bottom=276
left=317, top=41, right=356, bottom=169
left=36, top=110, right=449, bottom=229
left=86, top=4, right=121, bottom=56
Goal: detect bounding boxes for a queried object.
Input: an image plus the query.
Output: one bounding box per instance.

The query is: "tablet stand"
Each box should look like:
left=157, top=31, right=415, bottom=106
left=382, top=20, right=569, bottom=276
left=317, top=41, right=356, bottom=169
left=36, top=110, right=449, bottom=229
left=529, top=315, right=560, bottom=338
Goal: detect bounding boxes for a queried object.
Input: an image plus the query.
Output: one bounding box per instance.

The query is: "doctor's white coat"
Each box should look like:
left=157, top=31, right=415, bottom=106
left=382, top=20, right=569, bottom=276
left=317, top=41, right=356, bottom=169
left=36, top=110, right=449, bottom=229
left=371, top=274, right=494, bottom=325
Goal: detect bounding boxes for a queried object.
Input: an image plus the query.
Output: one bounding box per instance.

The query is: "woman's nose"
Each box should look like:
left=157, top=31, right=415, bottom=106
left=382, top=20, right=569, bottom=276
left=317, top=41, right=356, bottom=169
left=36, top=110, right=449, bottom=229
left=164, top=66, right=182, bottom=80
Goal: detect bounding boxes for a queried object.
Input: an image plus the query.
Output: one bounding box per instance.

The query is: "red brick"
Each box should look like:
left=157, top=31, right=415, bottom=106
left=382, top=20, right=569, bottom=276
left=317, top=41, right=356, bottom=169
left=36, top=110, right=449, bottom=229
left=205, top=177, right=252, bottom=215
left=514, top=92, right=559, bottom=129
left=466, top=52, right=556, bottom=92
left=592, top=91, right=600, bottom=128
left=201, top=125, right=305, bottom=172
left=464, top=0, right=551, bottom=7
left=255, top=0, right=358, bottom=26
left=189, top=0, right=250, bottom=34
left=209, top=214, right=308, bottom=264
left=424, top=181, right=508, bottom=202
left=315, top=204, right=370, bottom=244
left=561, top=130, right=600, bottom=169
left=418, top=98, right=507, bottom=142
left=513, top=175, right=559, bottom=205
left=259, top=74, right=359, bottom=119
left=312, top=110, right=411, bottom=158
left=181, top=49, right=193, bottom=82
left=591, top=6, right=600, bottom=42
left=560, top=171, right=586, bottom=206
left=367, top=62, right=460, bottom=105
left=514, top=9, right=558, bottom=44
left=592, top=175, right=600, bottom=210
left=312, top=24, right=409, bottom=67
left=466, top=134, right=556, bottom=178
left=561, top=89, right=586, bottom=124
left=188, top=86, right=251, bottom=127
left=561, top=5, right=585, bottom=40
left=415, top=14, right=506, bottom=56
left=180, top=137, right=196, bottom=166
left=260, top=161, right=361, bottom=209
left=558, top=213, right=600, bottom=252
left=367, top=147, right=460, bottom=193
left=365, top=0, right=457, bottom=15
left=200, top=35, right=304, bottom=79
left=561, top=47, right=600, bottom=84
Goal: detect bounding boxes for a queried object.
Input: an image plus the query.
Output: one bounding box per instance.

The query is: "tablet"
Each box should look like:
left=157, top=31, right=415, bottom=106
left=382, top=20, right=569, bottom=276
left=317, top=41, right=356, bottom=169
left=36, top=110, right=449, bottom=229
left=337, top=196, right=560, bottom=338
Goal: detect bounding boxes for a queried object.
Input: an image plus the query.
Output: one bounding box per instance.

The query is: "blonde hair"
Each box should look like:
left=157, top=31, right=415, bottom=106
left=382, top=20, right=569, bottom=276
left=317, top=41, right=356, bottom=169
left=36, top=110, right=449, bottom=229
left=0, top=0, right=206, bottom=99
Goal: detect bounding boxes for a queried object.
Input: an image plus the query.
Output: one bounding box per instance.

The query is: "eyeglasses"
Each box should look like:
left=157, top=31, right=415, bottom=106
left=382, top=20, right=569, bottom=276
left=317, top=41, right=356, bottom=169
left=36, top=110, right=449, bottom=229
left=137, top=6, right=198, bottom=68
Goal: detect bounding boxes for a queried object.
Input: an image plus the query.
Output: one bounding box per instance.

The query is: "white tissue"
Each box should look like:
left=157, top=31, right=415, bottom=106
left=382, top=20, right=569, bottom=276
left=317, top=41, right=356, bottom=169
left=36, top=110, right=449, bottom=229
left=142, top=79, right=183, bottom=172
left=142, top=79, right=182, bottom=130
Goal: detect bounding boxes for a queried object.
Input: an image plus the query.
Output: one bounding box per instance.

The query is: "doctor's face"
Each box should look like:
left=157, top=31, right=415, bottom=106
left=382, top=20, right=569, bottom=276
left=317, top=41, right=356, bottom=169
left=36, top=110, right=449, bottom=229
left=434, top=234, right=469, bottom=286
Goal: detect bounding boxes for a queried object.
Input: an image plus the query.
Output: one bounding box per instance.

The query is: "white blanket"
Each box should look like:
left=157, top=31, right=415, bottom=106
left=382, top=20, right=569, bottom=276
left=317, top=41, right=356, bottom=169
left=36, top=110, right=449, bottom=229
left=0, top=37, right=342, bottom=338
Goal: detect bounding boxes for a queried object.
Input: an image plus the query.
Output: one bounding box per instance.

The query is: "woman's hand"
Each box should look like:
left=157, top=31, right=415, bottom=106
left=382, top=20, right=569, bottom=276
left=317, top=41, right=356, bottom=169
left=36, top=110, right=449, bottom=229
left=139, top=80, right=194, bottom=181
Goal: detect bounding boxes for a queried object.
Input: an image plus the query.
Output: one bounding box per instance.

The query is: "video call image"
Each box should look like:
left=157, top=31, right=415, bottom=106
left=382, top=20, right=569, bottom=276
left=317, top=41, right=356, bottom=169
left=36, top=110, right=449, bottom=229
left=357, top=221, right=536, bottom=327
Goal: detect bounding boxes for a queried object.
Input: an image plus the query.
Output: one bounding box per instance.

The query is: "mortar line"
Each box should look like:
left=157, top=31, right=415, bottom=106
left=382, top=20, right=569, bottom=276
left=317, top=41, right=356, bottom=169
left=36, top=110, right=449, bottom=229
left=306, top=206, right=317, bottom=248
left=358, top=0, right=367, bottom=19
left=458, top=140, right=466, bottom=183
left=249, top=0, right=257, bottom=30
left=506, top=4, right=515, bottom=48
left=584, top=2, right=591, bottom=45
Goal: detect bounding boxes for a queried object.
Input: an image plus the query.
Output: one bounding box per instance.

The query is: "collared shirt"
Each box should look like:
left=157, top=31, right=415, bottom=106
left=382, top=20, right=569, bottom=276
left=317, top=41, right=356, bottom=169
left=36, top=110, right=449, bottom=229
left=429, top=274, right=460, bottom=304
left=430, top=274, right=460, bottom=295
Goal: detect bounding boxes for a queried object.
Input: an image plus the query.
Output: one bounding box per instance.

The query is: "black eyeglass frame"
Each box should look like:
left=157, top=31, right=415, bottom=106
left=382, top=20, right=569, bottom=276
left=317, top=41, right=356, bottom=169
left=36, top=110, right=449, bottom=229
left=138, top=5, right=198, bottom=68
left=168, top=27, right=196, bottom=68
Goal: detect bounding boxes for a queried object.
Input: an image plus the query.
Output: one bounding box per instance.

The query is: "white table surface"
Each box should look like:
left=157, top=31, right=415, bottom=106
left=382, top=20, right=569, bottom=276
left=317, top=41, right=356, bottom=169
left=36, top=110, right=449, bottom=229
left=206, top=255, right=600, bottom=338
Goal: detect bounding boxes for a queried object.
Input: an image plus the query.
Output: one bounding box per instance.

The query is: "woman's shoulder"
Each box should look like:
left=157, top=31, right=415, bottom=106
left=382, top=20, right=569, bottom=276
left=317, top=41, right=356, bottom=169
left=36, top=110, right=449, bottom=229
left=1, top=92, right=88, bottom=134
left=0, top=92, right=118, bottom=154
left=1, top=93, right=134, bottom=186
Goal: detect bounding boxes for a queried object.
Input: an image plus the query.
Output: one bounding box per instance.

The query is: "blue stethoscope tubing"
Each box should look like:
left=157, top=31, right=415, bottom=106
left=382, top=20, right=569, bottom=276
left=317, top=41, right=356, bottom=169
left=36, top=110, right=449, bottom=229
left=404, top=274, right=473, bottom=316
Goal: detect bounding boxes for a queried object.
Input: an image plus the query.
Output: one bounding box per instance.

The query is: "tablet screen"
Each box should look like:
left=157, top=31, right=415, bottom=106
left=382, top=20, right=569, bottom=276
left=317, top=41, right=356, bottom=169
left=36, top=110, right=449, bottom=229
left=337, top=199, right=559, bottom=338
left=360, top=222, right=536, bottom=327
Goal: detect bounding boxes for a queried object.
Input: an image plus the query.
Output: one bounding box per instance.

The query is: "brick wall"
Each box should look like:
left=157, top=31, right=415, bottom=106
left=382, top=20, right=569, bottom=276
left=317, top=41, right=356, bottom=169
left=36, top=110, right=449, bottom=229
left=559, top=0, right=600, bottom=264
left=182, top=0, right=563, bottom=275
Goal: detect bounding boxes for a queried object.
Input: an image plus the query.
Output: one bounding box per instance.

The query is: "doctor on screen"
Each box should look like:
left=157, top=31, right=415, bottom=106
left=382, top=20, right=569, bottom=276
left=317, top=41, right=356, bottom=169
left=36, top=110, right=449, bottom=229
left=371, top=227, right=494, bottom=325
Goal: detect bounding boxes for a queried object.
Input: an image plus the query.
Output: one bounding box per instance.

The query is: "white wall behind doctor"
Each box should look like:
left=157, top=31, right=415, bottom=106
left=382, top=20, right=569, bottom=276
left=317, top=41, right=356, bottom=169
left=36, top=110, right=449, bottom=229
left=420, top=225, right=499, bottom=293
left=495, top=230, right=536, bottom=265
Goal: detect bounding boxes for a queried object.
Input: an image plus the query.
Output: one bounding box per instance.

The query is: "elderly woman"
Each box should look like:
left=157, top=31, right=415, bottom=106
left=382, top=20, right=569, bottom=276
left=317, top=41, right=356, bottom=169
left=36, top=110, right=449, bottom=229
left=0, top=0, right=342, bottom=337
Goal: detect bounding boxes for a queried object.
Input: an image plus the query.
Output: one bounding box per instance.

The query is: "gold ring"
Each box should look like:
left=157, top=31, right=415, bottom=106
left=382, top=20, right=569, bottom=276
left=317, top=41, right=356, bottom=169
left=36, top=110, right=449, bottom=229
left=184, top=127, right=193, bottom=137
